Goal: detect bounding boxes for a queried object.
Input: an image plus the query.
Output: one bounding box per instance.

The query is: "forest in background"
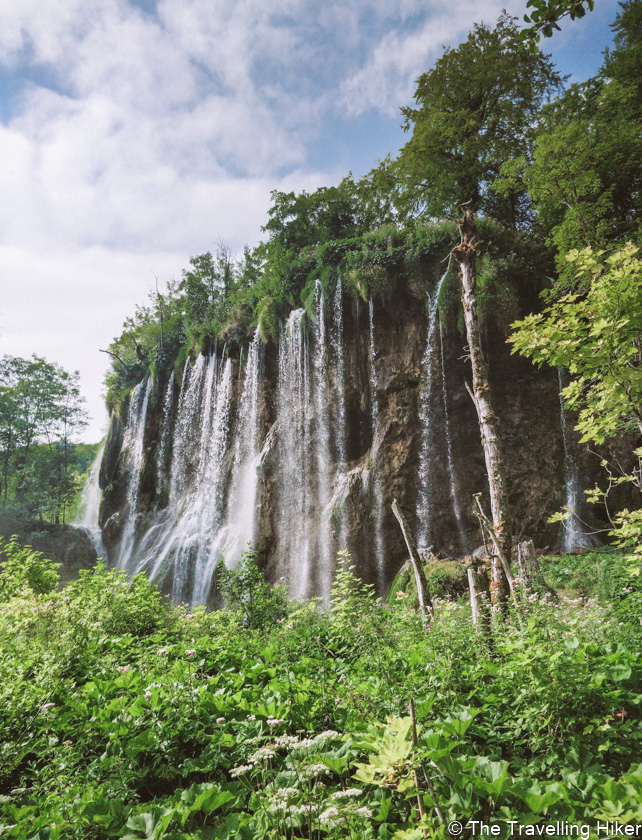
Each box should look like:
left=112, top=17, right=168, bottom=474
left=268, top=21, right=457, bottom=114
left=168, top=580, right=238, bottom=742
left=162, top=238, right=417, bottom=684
left=0, top=354, right=96, bottom=526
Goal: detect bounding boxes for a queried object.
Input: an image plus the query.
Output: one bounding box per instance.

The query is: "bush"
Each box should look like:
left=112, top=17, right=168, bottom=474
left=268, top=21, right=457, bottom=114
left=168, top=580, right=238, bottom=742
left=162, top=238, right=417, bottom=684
left=217, top=547, right=288, bottom=630
left=60, top=560, right=173, bottom=636
left=0, top=536, right=60, bottom=600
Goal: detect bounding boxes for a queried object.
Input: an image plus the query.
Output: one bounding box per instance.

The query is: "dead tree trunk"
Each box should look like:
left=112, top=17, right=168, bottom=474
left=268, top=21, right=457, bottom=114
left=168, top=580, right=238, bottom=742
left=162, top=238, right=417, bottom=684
left=464, top=554, right=494, bottom=645
left=452, top=204, right=511, bottom=605
left=517, top=539, right=557, bottom=601
left=392, top=498, right=433, bottom=628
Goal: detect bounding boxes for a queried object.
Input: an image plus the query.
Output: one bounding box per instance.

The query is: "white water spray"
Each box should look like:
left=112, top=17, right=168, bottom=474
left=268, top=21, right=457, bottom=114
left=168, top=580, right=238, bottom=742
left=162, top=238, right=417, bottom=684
left=439, top=322, right=466, bottom=545
left=416, top=274, right=447, bottom=551
left=117, top=378, right=152, bottom=570
left=276, top=309, right=313, bottom=597
left=368, top=297, right=385, bottom=589
left=72, top=444, right=107, bottom=559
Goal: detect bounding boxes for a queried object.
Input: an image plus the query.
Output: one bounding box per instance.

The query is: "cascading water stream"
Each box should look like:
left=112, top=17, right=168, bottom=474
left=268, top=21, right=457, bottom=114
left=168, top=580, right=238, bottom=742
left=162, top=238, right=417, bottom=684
left=155, top=373, right=175, bottom=504
left=330, top=277, right=350, bottom=554
left=416, top=274, right=447, bottom=551
left=313, top=282, right=334, bottom=600
left=368, top=297, right=385, bottom=589
left=141, top=355, right=234, bottom=604
left=557, top=367, right=592, bottom=551
left=439, top=322, right=466, bottom=545
left=72, top=444, right=107, bottom=558
left=332, top=278, right=347, bottom=465
left=117, top=378, right=152, bottom=570
left=169, top=355, right=209, bottom=506
left=276, top=309, right=313, bottom=597
left=190, top=357, right=235, bottom=604
left=219, top=326, right=263, bottom=564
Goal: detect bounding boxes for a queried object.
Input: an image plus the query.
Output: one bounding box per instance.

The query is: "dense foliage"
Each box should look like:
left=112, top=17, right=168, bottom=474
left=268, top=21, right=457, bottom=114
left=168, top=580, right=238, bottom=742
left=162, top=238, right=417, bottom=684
left=397, top=13, right=563, bottom=227
left=0, top=355, right=91, bottom=524
left=0, top=547, right=641, bottom=839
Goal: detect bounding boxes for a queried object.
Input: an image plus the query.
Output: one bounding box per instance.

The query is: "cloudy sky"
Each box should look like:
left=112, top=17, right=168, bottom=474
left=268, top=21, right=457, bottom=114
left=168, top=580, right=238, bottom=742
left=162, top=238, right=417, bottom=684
left=0, top=0, right=617, bottom=441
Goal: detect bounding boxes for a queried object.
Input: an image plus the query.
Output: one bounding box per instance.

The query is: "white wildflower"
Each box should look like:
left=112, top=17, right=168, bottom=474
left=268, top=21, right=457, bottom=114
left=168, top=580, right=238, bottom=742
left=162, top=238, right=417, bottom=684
left=290, top=738, right=316, bottom=752
left=300, top=762, right=328, bottom=779
left=250, top=746, right=276, bottom=763
left=319, top=806, right=341, bottom=826
left=273, top=735, right=301, bottom=749
left=332, top=788, right=362, bottom=799
left=314, top=730, right=340, bottom=744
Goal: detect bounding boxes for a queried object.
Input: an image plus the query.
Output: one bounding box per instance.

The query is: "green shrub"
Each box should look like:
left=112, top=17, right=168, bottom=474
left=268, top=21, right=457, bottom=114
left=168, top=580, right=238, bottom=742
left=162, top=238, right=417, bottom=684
left=217, top=547, right=288, bottom=630
left=61, top=560, right=172, bottom=636
left=0, top=536, right=60, bottom=600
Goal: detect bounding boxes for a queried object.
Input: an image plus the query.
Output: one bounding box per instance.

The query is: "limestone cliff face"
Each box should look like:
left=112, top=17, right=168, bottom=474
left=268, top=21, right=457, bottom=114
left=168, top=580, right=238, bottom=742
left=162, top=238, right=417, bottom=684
left=97, top=274, right=578, bottom=603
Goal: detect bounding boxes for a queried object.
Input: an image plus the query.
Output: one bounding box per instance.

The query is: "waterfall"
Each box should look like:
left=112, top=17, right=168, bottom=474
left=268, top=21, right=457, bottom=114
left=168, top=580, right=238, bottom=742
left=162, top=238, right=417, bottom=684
left=155, top=373, right=175, bottom=505
left=169, top=355, right=209, bottom=505
left=276, top=309, right=313, bottom=597
left=416, top=274, right=446, bottom=551
left=313, top=282, right=335, bottom=599
left=332, top=277, right=347, bottom=465
left=439, top=322, right=466, bottom=545
left=273, top=288, right=339, bottom=602
left=116, top=378, right=152, bottom=570
left=72, top=444, right=107, bottom=559
left=368, top=297, right=385, bottom=589
left=557, top=367, right=593, bottom=552
left=221, top=326, right=263, bottom=563
left=140, top=355, right=234, bottom=603
left=330, top=276, right=349, bottom=554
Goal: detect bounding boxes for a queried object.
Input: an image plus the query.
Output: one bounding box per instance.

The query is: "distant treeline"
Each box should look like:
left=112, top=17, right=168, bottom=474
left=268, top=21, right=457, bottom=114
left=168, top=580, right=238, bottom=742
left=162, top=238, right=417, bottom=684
left=0, top=354, right=97, bottom=524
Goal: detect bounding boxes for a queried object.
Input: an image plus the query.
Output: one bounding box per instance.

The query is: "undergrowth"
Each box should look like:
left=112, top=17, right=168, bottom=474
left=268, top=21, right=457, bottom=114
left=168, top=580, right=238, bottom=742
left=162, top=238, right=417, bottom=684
left=0, top=549, right=640, bottom=839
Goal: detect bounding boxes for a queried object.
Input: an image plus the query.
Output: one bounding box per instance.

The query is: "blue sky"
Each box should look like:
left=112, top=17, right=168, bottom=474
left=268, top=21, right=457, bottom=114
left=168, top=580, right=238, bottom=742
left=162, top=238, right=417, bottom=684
left=0, top=0, right=619, bottom=441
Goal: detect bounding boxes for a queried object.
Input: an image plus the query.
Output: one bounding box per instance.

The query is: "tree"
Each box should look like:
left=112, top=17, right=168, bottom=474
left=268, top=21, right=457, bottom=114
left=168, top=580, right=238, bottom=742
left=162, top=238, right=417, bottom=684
left=0, top=355, right=88, bottom=522
left=398, top=13, right=562, bottom=228
left=511, top=244, right=642, bottom=444
left=178, top=243, right=237, bottom=329
left=520, top=0, right=595, bottom=45
left=453, top=207, right=513, bottom=605
left=496, top=1, right=642, bottom=283
left=510, top=244, right=642, bottom=553
left=263, top=180, right=360, bottom=252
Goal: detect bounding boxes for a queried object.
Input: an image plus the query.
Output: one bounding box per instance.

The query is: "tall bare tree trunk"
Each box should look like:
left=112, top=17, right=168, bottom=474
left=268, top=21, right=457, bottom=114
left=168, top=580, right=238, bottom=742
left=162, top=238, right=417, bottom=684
left=452, top=204, right=511, bottom=605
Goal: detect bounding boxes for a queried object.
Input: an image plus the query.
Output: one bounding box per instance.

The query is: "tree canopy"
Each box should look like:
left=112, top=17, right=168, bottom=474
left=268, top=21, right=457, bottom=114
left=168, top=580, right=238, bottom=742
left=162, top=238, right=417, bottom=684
left=397, top=13, right=563, bottom=227
left=0, top=355, right=90, bottom=523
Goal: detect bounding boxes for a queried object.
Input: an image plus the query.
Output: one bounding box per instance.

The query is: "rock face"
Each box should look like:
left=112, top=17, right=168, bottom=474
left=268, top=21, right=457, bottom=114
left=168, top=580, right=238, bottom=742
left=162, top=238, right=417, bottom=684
left=0, top=516, right=97, bottom=586
left=96, top=272, right=585, bottom=605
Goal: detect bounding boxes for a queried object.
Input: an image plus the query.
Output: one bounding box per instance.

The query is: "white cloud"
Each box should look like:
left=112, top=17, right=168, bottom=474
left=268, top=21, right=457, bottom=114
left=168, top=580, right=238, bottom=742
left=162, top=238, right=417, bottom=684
left=0, top=0, right=612, bottom=441
left=339, top=0, right=527, bottom=116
